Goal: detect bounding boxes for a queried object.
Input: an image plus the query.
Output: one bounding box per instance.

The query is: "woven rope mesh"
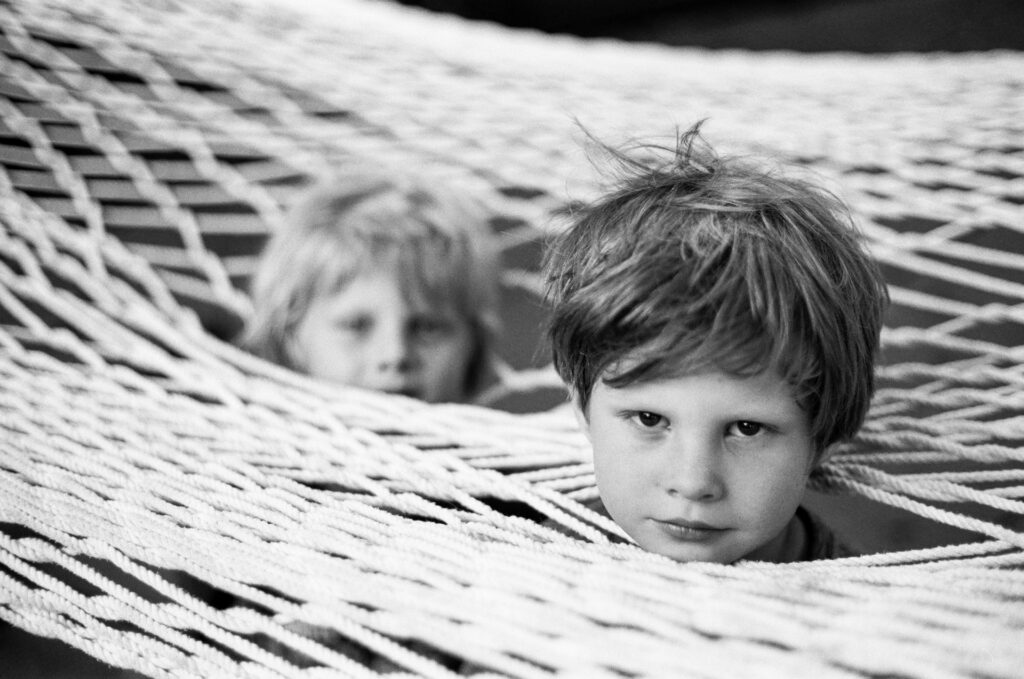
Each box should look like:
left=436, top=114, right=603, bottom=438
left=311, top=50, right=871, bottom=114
left=1, top=0, right=1023, bottom=676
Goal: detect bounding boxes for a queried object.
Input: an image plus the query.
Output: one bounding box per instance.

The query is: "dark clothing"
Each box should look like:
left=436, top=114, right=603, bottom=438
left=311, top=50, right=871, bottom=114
left=795, top=504, right=857, bottom=560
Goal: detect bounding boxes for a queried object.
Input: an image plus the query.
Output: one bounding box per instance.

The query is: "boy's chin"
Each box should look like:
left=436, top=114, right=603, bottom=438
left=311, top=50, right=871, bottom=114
left=635, top=525, right=794, bottom=565
left=634, top=530, right=747, bottom=565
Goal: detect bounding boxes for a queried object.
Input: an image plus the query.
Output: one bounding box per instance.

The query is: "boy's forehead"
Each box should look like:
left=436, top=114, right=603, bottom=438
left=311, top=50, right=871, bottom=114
left=603, top=352, right=798, bottom=397
left=316, top=266, right=457, bottom=313
left=596, top=369, right=808, bottom=422
left=318, top=251, right=461, bottom=309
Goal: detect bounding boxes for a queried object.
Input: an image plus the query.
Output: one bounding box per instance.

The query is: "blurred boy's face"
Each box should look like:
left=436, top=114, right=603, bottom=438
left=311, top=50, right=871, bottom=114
left=575, top=369, right=815, bottom=564
left=290, top=266, right=475, bottom=403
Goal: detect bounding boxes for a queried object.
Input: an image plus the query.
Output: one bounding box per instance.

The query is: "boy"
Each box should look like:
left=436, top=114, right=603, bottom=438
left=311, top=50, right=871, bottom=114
left=242, top=163, right=500, bottom=404
left=544, top=123, right=888, bottom=563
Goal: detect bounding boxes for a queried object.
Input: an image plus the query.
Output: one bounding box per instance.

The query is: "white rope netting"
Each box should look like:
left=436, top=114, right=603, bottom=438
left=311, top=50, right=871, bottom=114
left=1, top=0, right=1023, bottom=676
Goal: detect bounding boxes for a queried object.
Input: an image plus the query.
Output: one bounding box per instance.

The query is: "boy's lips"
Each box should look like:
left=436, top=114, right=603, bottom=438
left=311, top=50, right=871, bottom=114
left=384, top=386, right=419, bottom=398
left=373, top=382, right=420, bottom=398
left=652, top=517, right=726, bottom=541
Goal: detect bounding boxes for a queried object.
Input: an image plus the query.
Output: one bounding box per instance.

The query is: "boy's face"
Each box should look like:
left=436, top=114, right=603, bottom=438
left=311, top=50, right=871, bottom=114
left=575, top=369, right=815, bottom=564
left=290, top=266, right=475, bottom=403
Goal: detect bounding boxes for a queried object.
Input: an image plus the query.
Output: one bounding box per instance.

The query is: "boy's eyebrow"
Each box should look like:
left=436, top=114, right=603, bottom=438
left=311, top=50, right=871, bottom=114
left=329, top=308, right=372, bottom=315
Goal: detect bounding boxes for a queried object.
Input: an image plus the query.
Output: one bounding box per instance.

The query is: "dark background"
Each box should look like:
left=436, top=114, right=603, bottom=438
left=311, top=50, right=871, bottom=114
left=396, top=0, right=1024, bottom=52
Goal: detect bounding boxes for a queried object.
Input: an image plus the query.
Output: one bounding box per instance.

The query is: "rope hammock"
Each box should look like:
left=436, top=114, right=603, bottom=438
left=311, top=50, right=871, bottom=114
left=2, top=0, right=1023, bottom=676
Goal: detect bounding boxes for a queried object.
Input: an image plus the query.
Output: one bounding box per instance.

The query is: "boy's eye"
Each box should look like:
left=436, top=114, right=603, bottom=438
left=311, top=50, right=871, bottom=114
left=727, top=420, right=767, bottom=438
left=336, top=315, right=372, bottom=334
left=631, top=411, right=667, bottom=429
left=410, top=316, right=452, bottom=338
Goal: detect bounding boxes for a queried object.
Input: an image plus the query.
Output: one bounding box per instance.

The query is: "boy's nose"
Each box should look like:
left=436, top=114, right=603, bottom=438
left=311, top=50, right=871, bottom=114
left=375, top=324, right=414, bottom=372
left=662, top=438, right=724, bottom=502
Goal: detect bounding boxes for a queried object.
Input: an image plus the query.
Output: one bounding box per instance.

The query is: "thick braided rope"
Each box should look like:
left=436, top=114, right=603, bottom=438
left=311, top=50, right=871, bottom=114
left=1, top=0, right=1023, bottom=676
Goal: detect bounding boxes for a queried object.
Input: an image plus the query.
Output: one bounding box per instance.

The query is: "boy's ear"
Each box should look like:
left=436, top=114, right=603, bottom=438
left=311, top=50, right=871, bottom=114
left=283, top=331, right=307, bottom=372
left=809, top=443, right=837, bottom=472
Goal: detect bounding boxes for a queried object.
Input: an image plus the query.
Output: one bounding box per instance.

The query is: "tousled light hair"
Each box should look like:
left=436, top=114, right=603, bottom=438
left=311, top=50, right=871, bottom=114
left=241, top=164, right=501, bottom=400
left=545, top=123, right=889, bottom=454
